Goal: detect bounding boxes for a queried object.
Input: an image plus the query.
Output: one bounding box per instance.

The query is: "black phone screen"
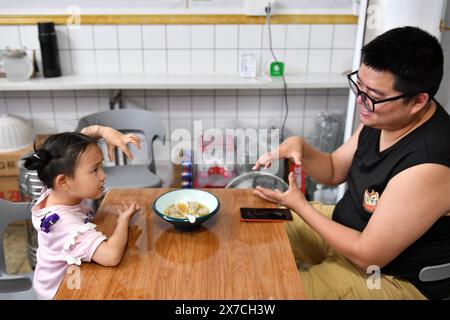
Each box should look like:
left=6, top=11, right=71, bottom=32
left=240, top=207, right=293, bottom=221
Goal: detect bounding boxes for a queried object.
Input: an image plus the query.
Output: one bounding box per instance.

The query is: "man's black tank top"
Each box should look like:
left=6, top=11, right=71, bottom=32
left=332, top=101, right=450, bottom=299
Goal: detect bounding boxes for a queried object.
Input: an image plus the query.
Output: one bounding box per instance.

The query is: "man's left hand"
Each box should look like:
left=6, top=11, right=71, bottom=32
left=253, top=172, right=307, bottom=209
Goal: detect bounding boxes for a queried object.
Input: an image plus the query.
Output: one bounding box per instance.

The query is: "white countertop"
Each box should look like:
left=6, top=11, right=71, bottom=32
left=0, top=73, right=347, bottom=91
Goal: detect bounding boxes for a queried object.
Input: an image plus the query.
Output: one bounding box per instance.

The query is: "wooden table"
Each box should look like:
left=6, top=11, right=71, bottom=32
left=55, top=188, right=304, bottom=299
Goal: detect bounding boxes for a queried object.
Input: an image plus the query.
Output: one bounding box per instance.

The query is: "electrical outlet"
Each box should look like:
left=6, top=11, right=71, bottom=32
left=244, top=0, right=276, bottom=16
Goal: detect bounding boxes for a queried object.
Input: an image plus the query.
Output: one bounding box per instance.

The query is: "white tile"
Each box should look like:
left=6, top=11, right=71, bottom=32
left=95, top=50, right=120, bottom=74
left=53, top=97, right=77, bottom=120
left=302, top=117, right=316, bottom=140
left=237, top=95, right=259, bottom=118
left=306, top=89, right=328, bottom=95
left=77, top=97, right=100, bottom=118
left=236, top=118, right=258, bottom=129
left=285, top=50, right=308, bottom=74
left=93, top=25, right=118, bottom=49
left=55, top=120, right=78, bottom=132
left=327, top=95, right=349, bottom=113
left=54, top=91, right=76, bottom=98
left=287, top=95, right=305, bottom=117
left=125, top=97, right=146, bottom=110
left=305, top=95, right=327, bottom=117
left=262, top=25, right=286, bottom=49
left=333, top=25, right=357, bottom=49
left=260, top=95, right=283, bottom=118
left=143, top=50, right=167, bottom=73
left=146, top=96, right=169, bottom=118
left=118, top=25, right=142, bottom=49
left=33, top=119, right=56, bottom=134
left=191, top=50, right=214, bottom=73
left=29, top=91, right=51, bottom=98
left=0, top=26, right=20, bottom=48
left=169, top=96, right=191, bottom=118
left=0, top=97, right=6, bottom=114
left=76, top=90, right=99, bottom=98
left=200, top=118, right=218, bottom=133
left=68, top=25, right=94, bottom=50
left=192, top=96, right=214, bottom=118
left=167, top=50, right=191, bottom=74
left=119, top=50, right=144, bottom=74
left=142, top=25, right=166, bottom=49
left=215, top=95, right=237, bottom=118
left=99, top=96, right=110, bottom=111
left=4, top=91, right=25, bottom=98
left=71, top=50, right=96, bottom=74
left=285, top=116, right=303, bottom=137
left=170, top=90, right=191, bottom=97
left=215, top=50, right=238, bottom=74
left=191, top=25, right=214, bottom=49
left=29, top=97, right=54, bottom=119
left=19, top=26, right=39, bottom=50
left=153, top=139, right=170, bottom=161
left=215, top=25, right=238, bottom=49
left=59, top=50, right=73, bottom=75
left=286, top=25, right=310, bottom=49
left=239, top=25, right=262, bottom=49
left=310, top=25, right=333, bottom=49
left=307, top=50, right=332, bottom=73
left=170, top=118, right=192, bottom=133
left=167, top=25, right=190, bottom=49
left=55, top=26, right=70, bottom=50
left=330, top=49, right=353, bottom=74
left=215, top=118, right=237, bottom=131
left=5, top=98, right=30, bottom=119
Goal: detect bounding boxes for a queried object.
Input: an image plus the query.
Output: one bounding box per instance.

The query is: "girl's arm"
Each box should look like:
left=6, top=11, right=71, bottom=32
left=91, top=203, right=140, bottom=267
left=81, top=125, right=141, bottom=161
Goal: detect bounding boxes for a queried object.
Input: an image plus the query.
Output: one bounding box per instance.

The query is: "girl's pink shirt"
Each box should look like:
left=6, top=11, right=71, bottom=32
left=31, top=188, right=106, bottom=299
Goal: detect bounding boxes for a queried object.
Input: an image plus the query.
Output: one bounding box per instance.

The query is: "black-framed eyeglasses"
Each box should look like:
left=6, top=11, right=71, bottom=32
left=347, top=70, right=405, bottom=112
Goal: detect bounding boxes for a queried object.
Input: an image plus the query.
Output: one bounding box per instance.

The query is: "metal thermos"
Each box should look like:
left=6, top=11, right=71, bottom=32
left=38, top=22, right=62, bottom=78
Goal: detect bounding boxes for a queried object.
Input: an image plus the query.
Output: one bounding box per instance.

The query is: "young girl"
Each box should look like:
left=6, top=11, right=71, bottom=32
left=23, top=125, right=141, bottom=300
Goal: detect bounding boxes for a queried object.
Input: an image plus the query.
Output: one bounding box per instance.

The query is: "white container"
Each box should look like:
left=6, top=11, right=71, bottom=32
left=0, top=114, right=35, bottom=152
left=1, top=48, right=34, bottom=82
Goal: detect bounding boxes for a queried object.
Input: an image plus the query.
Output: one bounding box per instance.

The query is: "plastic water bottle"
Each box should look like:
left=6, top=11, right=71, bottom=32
left=181, top=160, right=193, bottom=188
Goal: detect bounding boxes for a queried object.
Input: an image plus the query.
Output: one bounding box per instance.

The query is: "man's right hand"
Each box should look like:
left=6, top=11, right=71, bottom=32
left=252, top=136, right=303, bottom=170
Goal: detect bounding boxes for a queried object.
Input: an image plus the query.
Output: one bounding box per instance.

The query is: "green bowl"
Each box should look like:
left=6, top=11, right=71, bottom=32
left=152, top=189, right=220, bottom=232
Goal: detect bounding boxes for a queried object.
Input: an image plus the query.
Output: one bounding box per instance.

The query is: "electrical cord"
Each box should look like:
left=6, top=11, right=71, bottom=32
left=265, top=4, right=289, bottom=141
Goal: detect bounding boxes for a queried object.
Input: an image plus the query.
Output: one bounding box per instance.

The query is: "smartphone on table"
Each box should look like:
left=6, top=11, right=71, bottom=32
left=240, top=207, right=293, bottom=222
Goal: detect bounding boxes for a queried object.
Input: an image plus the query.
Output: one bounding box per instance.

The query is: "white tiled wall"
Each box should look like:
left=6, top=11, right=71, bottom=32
left=0, top=24, right=356, bottom=76
left=0, top=23, right=354, bottom=164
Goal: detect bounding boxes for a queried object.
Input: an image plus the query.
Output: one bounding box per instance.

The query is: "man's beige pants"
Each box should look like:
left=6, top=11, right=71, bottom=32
left=285, top=202, right=426, bottom=299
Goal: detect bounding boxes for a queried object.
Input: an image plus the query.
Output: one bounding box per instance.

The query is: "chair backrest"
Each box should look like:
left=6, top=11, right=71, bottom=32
left=419, top=263, right=450, bottom=300
left=76, top=109, right=166, bottom=173
left=419, top=263, right=450, bottom=282
left=0, top=199, right=33, bottom=293
left=0, top=199, right=32, bottom=276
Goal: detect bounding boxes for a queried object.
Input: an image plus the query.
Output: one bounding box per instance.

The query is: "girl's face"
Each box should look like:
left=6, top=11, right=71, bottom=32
left=67, top=144, right=106, bottom=200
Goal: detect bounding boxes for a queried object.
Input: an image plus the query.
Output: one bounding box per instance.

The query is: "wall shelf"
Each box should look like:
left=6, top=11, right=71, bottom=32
left=0, top=73, right=347, bottom=91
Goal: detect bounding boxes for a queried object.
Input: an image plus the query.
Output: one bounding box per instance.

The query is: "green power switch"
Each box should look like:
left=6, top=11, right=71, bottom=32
left=270, top=61, right=284, bottom=77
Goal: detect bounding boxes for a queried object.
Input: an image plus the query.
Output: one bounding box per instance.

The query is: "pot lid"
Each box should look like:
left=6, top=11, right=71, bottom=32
left=3, top=48, right=27, bottom=58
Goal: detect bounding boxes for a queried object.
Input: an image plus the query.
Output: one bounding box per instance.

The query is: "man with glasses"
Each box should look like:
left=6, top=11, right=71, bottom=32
left=253, top=26, right=450, bottom=299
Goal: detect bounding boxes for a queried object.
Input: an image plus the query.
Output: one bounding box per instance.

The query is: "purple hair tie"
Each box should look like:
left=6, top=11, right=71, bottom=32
left=40, top=213, right=60, bottom=233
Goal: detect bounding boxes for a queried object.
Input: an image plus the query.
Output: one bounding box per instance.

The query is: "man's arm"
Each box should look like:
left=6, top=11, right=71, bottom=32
left=290, top=163, right=450, bottom=270
left=301, top=124, right=363, bottom=185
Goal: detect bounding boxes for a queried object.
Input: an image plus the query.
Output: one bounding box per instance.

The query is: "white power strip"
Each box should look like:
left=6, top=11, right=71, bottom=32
left=244, top=0, right=277, bottom=16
